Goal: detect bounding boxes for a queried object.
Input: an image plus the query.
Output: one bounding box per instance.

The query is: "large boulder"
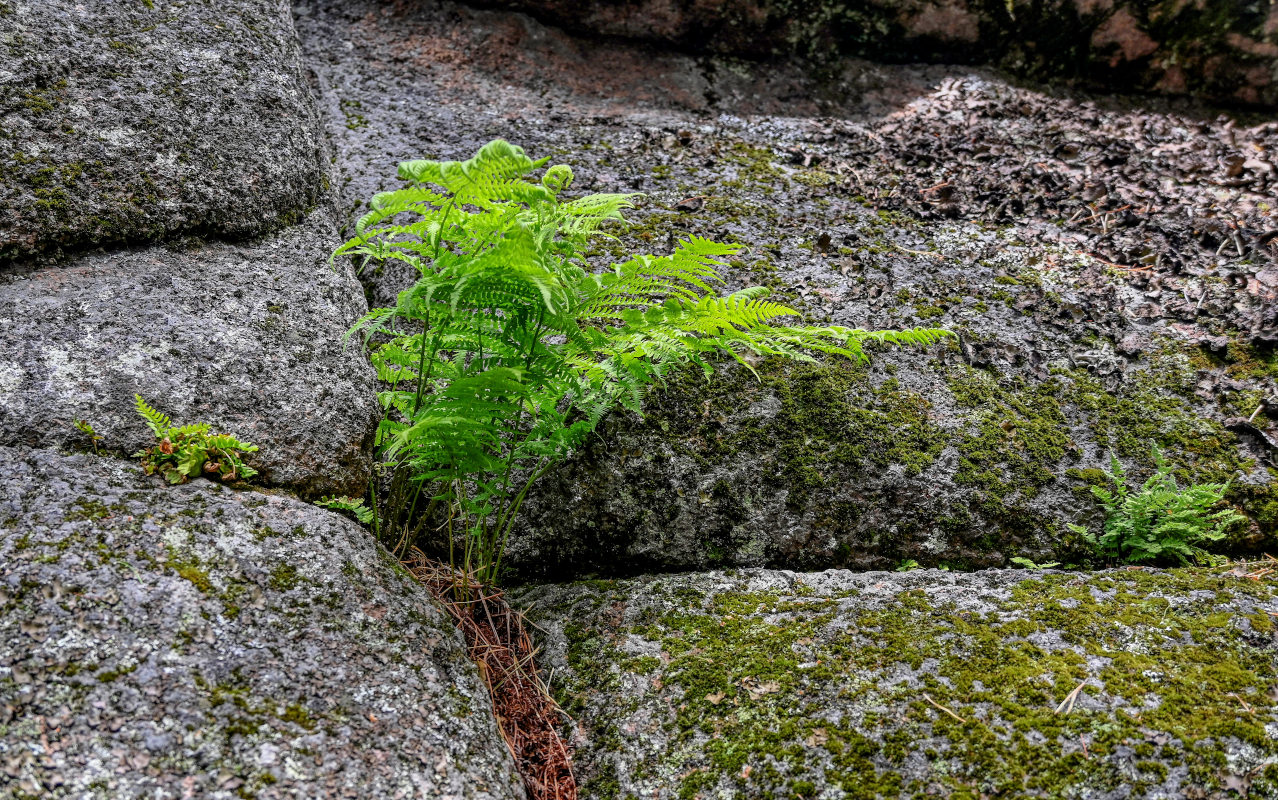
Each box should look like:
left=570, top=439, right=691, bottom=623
left=516, top=567, right=1278, bottom=799
left=305, top=0, right=1278, bottom=580
left=0, top=0, right=326, bottom=263
left=0, top=209, right=378, bottom=499
left=0, top=446, right=525, bottom=799
left=498, top=75, right=1278, bottom=579
left=472, top=0, right=1278, bottom=107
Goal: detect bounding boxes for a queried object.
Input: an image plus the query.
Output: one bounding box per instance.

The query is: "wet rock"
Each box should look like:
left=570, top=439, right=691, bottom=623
left=474, top=0, right=1278, bottom=107
left=0, top=209, right=378, bottom=499
left=516, top=567, right=1278, bottom=799
left=0, top=0, right=325, bottom=264
left=0, top=445, right=525, bottom=800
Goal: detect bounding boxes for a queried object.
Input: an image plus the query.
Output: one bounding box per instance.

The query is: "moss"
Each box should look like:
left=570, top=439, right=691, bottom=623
left=268, top=563, right=301, bottom=591
left=196, top=672, right=321, bottom=742
left=339, top=99, right=368, bottom=131
left=912, top=303, right=946, bottom=320
left=96, top=662, right=138, bottom=683
left=569, top=569, right=1277, bottom=798
left=684, top=359, right=947, bottom=514
left=17, top=78, right=67, bottom=115
left=176, top=565, right=213, bottom=594
left=1064, top=369, right=1250, bottom=485
left=278, top=703, right=317, bottom=730
left=582, top=759, right=623, bottom=800
left=167, top=553, right=215, bottom=595
left=64, top=498, right=112, bottom=521
left=949, top=369, right=1071, bottom=500
left=721, top=141, right=783, bottom=186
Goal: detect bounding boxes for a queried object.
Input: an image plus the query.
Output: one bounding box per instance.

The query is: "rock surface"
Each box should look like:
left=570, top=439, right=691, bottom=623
left=0, top=0, right=325, bottom=264
left=516, top=567, right=1278, bottom=799
left=304, top=0, right=1278, bottom=580
left=476, top=0, right=1278, bottom=107
left=0, top=445, right=525, bottom=800
left=0, top=208, right=378, bottom=499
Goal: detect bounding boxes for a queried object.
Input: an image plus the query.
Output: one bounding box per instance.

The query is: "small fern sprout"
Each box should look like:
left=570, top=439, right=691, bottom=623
left=1068, top=446, right=1245, bottom=566
left=1009, top=556, right=1060, bottom=570
left=337, top=139, right=953, bottom=587
left=317, top=496, right=375, bottom=525
left=73, top=419, right=104, bottom=454
left=133, top=394, right=259, bottom=485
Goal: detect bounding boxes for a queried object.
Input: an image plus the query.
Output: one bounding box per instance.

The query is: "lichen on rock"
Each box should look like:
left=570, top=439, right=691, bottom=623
left=0, top=446, right=525, bottom=799
left=0, top=0, right=326, bottom=264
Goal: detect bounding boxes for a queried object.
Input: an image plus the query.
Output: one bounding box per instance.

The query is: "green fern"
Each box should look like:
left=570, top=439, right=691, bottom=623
left=134, top=394, right=172, bottom=439
left=1068, top=446, right=1245, bottom=566
left=1009, top=556, right=1060, bottom=570
left=73, top=419, right=103, bottom=454
left=133, top=394, right=259, bottom=484
left=338, top=139, right=953, bottom=586
left=317, top=496, right=375, bottom=525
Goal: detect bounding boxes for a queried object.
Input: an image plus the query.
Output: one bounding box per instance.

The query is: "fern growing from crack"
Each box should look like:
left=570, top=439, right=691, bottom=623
left=133, top=394, right=259, bottom=484
left=338, top=139, right=952, bottom=586
left=1068, top=446, right=1244, bottom=565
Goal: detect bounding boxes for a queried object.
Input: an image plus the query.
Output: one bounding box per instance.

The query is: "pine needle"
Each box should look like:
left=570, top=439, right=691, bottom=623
left=1055, top=679, right=1088, bottom=715
left=923, top=693, right=966, bottom=723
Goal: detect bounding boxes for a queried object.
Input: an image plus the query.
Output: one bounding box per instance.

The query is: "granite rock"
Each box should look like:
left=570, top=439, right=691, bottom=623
left=0, top=445, right=525, bottom=800
left=0, top=0, right=326, bottom=263
left=516, top=566, right=1278, bottom=799
left=0, top=209, right=378, bottom=499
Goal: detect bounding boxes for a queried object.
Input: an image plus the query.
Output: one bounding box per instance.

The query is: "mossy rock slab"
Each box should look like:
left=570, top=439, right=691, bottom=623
left=0, top=0, right=325, bottom=264
left=516, top=567, right=1278, bottom=799
left=0, top=445, right=525, bottom=800
left=0, top=209, right=377, bottom=499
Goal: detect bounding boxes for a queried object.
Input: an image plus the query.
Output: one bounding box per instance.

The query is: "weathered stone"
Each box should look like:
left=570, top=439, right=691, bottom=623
left=515, top=567, right=1278, bottom=799
left=0, top=209, right=378, bottom=499
left=472, top=0, right=1278, bottom=107
left=306, top=0, right=1278, bottom=580
left=0, top=0, right=326, bottom=264
left=0, top=445, right=525, bottom=800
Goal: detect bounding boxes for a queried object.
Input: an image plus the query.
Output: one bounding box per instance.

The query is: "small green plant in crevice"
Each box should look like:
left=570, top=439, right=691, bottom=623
left=133, top=394, right=258, bottom=484
left=1009, top=556, right=1060, bottom=570
left=336, top=139, right=951, bottom=588
left=73, top=419, right=103, bottom=453
left=317, top=496, right=375, bottom=524
left=1068, top=447, right=1245, bottom=566
left=895, top=559, right=921, bottom=572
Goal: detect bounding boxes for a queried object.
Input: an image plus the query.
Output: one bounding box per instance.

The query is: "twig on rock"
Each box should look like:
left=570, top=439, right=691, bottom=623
left=1055, top=679, right=1088, bottom=715
left=923, top=693, right=966, bottom=723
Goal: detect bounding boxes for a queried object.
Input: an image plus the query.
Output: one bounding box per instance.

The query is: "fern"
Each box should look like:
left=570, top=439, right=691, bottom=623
left=318, top=496, right=375, bottom=525
left=133, top=394, right=259, bottom=484
left=1068, top=446, right=1245, bottom=566
left=1010, top=556, right=1060, bottom=570
left=338, top=139, right=953, bottom=586
left=135, top=394, right=172, bottom=439
left=73, top=419, right=104, bottom=454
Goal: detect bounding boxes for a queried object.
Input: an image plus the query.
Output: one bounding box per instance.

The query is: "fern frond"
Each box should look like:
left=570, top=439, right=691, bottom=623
left=134, top=394, right=171, bottom=438
left=204, top=433, right=259, bottom=453
left=337, top=138, right=961, bottom=586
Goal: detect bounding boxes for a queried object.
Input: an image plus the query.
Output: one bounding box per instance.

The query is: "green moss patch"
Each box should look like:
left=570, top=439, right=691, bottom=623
left=543, top=569, right=1278, bottom=799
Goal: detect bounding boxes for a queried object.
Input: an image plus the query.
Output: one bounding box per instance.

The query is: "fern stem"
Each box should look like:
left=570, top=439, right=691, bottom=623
left=369, top=470, right=380, bottom=541
left=489, top=459, right=555, bottom=584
